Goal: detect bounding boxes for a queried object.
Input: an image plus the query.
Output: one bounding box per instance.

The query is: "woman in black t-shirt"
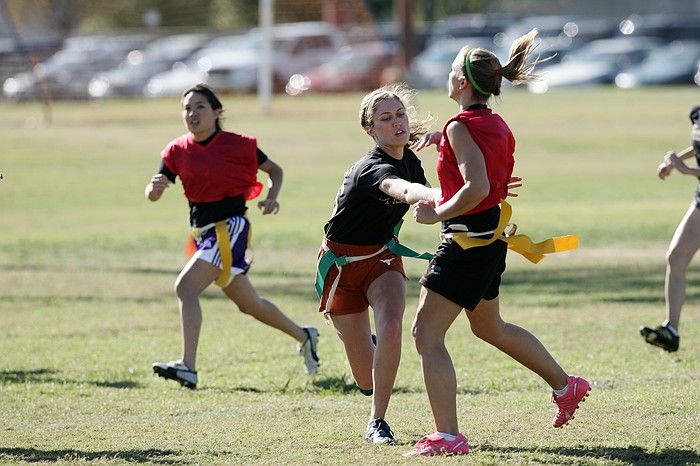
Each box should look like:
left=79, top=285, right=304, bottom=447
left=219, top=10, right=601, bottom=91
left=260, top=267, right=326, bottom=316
left=318, top=83, right=437, bottom=445
left=641, top=105, right=700, bottom=352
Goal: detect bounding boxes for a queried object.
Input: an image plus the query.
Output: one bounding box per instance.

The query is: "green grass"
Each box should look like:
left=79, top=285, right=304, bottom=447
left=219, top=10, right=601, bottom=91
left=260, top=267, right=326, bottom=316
left=1, top=87, right=699, bottom=465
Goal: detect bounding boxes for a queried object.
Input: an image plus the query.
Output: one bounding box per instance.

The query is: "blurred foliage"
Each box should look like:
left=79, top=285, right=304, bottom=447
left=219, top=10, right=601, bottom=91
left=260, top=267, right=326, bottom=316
left=4, top=0, right=493, bottom=34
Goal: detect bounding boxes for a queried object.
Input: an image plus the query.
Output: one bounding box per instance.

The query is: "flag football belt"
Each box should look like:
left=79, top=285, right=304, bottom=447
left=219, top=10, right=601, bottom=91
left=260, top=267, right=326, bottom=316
left=445, top=200, right=579, bottom=264
left=191, top=219, right=246, bottom=288
left=315, top=221, right=433, bottom=318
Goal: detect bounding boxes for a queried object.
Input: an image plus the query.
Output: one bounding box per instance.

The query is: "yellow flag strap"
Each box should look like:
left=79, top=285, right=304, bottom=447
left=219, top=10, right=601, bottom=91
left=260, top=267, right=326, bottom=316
left=450, top=200, right=578, bottom=264
left=214, top=221, right=233, bottom=287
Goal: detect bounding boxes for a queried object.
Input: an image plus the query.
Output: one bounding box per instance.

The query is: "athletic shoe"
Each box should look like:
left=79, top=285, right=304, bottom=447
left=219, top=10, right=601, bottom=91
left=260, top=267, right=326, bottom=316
left=406, top=433, right=470, bottom=456
left=365, top=418, right=396, bottom=445
left=152, top=360, right=197, bottom=389
left=640, top=324, right=679, bottom=352
left=299, top=326, right=320, bottom=375
left=552, top=375, right=590, bottom=428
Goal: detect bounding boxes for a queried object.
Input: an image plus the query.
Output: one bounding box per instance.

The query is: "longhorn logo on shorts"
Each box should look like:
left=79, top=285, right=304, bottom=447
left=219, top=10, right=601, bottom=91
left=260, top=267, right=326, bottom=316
left=380, top=258, right=394, bottom=266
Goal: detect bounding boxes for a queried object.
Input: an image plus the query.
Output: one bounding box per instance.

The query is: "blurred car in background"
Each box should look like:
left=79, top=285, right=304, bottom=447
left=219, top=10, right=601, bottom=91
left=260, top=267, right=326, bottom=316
left=88, top=33, right=211, bottom=98
left=288, top=41, right=397, bottom=93
left=496, top=15, right=617, bottom=62
left=427, top=14, right=514, bottom=47
left=3, top=34, right=152, bottom=100
left=144, top=34, right=248, bottom=98
left=615, top=40, right=700, bottom=88
left=527, top=36, right=663, bottom=93
left=406, top=36, right=494, bottom=89
left=616, top=14, right=700, bottom=41
left=205, top=22, right=347, bottom=93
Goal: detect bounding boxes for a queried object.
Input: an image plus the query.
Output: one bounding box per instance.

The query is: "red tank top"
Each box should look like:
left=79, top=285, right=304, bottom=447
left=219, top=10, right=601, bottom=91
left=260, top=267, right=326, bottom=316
left=436, top=108, right=515, bottom=215
left=161, top=131, right=262, bottom=203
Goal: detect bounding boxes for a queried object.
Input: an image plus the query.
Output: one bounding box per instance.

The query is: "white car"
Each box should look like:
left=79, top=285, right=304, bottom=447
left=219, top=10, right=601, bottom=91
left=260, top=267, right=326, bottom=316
left=205, top=22, right=347, bottom=93
left=144, top=34, right=249, bottom=98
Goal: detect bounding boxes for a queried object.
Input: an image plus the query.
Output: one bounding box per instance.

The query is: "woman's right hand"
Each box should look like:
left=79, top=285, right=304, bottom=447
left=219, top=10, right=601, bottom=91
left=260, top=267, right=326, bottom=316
left=410, top=132, right=441, bottom=152
left=146, top=174, right=171, bottom=201
left=658, top=151, right=675, bottom=179
left=150, top=174, right=172, bottom=193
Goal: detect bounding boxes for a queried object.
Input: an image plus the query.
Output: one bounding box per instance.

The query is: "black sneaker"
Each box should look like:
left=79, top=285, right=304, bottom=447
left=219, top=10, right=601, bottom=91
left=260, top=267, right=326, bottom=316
left=365, top=418, right=396, bottom=445
left=640, top=325, right=679, bottom=352
left=153, top=360, right=198, bottom=389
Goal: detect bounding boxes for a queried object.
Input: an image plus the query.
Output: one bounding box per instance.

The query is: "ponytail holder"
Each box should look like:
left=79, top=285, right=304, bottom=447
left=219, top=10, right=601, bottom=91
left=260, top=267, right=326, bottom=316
left=464, top=49, right=488, bottom=96
left=494, top=67, right=502, bottom=78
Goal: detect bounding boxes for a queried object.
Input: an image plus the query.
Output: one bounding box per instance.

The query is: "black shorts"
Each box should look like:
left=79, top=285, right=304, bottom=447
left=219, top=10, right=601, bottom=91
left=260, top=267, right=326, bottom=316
left=419, top=238, right=507, bottom=311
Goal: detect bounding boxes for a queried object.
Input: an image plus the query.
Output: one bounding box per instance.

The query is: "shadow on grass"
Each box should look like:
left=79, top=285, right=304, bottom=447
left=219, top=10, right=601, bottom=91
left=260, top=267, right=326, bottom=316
left=0, top=369, right=143, bottom=389
left=0, top=447, right=180, bottom=464
left=397, top=263, right=700, bottom=307
left=312, top=375, right=440, bottom=395
left=0, top=368, right=60, bottom=383
left=480, top=443, right=700, bottom=466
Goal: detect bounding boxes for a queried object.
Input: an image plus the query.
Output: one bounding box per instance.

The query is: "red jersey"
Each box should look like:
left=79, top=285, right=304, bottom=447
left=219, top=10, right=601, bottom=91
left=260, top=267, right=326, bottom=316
left=437, top=108, right=515, bottom=216
left=161, top=131, right=262, bottom=203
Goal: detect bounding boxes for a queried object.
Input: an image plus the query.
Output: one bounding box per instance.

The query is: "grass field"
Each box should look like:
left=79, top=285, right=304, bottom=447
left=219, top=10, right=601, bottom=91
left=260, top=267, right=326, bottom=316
left=1, top=87, right=699, bottom=465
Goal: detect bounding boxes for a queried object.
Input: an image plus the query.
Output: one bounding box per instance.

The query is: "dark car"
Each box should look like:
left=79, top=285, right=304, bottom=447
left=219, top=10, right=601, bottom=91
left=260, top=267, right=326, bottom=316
left=616, top=14, right=700, bottom=41
left=3, top=34, right=152, bottom=100
left=407, top=36, right=495, bottom=89
left=615, top=40, right=700, bottom=88
left=427, top=14, right=514, bottom=46
left=88, top=33, right=211, bottom=98
left=527, top=36, right=663, bottom=93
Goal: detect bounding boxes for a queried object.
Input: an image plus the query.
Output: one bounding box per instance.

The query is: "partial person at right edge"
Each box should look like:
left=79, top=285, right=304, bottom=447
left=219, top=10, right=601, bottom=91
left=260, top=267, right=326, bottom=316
left=641, top=105, right=700, bottom=352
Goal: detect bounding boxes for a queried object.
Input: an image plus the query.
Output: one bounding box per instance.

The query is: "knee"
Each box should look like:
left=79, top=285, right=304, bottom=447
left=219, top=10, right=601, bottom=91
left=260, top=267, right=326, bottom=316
left=666, top=246, right=688, bottom=270
left=174, top=277, right=198, bottom=301
left=376, top=317, right=402, bottom=343
left=411, top=321, right=434, bottom=355
left=470, top=320, right=504, bottom=343
left=237, top=296, right=263, bottom=316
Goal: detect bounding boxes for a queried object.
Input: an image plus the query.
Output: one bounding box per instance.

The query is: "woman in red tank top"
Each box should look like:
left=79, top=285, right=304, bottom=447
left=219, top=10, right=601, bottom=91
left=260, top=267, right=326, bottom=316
left=405, top=30, right=590, bottom=457
left=144, top=85, right=320, bottom=389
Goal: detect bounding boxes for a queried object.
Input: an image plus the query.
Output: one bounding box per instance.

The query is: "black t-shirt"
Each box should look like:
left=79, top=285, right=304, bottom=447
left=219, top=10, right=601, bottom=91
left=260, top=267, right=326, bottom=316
left=324, top=146, right=427, bottom=245
left=157, top=133, right=269, bottom=226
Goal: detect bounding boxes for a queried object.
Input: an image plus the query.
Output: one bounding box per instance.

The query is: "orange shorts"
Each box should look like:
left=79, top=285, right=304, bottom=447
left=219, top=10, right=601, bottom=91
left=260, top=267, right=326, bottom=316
left=318, top=238, right=406, bottom=316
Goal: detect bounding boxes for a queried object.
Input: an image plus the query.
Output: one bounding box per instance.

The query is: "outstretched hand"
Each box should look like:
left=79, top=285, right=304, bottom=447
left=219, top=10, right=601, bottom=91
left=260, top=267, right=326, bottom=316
left=412, top=200, right=440, bottom=224
left=507, top=176, right=522, bottom=197
left=257, top=198, right=280, bottom=215
left=410, top=132, right=442, bottom=152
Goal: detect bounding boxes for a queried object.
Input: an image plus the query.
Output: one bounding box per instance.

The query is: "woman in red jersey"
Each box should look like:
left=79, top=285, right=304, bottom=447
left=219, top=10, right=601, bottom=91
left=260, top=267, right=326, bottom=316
left=317, top=83, right=437, bottom=445
left=145, top=84, right=319, bottom=389
left=406, top=30, right=590, bottom=456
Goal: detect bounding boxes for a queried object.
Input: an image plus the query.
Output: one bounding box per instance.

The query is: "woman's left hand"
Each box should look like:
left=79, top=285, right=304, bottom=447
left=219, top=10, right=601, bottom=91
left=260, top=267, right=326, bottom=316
left=257, top=198, right=280, bottom=215
left=507, top=176, right=522, bottom=197
left=413, top=200, right=440, bottom=224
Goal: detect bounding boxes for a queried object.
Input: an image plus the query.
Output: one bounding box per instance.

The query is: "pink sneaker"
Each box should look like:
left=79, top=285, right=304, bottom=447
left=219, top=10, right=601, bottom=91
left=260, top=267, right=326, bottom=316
left=406, top=433, right=470, bottom=457
left=552, top=375, right=590, bottom=428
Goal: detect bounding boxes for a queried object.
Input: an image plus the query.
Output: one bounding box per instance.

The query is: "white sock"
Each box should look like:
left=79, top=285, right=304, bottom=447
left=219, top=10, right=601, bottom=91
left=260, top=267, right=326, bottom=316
left=553, top=383, right=569, bottom=397
left=437, top=432, right=457, bottom=441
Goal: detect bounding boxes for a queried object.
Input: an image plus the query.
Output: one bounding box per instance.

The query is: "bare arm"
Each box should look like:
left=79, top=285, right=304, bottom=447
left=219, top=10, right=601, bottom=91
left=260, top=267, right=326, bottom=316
left=662, top=146, right=698, bottom=178
left=257, top=158, right=283, bottom=214
left=378, top=176, right=438, bottom=204
left=145, top=174, right=172, bottom=202
left=414, top=121, right=489, bottom=224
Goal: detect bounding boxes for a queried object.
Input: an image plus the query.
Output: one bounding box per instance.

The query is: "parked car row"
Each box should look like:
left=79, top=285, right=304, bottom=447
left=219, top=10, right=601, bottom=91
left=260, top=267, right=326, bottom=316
left=407, top=13, right=700, bottom=93
left=3, top=14, right=700, bottom=101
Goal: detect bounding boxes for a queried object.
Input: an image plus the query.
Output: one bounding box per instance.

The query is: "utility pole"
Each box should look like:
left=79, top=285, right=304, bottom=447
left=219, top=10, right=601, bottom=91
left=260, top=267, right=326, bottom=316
left=394, top=0, right=415, bottom=79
